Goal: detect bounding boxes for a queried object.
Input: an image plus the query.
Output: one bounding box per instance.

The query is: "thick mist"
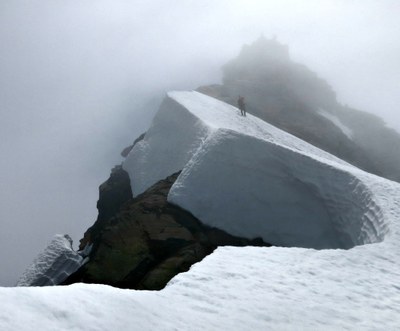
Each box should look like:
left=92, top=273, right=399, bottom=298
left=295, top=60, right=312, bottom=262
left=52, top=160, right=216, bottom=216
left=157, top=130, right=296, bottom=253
left=0, top=1, right=399, bottom=286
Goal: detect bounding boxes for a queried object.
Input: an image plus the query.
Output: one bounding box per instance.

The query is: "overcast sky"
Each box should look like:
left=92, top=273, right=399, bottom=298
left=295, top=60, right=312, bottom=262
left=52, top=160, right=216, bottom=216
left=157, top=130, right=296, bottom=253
left=0, top=0, right=399, bottom=286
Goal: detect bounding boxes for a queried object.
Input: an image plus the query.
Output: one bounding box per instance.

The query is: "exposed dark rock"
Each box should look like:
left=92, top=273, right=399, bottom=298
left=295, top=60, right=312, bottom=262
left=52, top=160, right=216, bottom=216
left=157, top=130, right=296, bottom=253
left=79, top=165, right=133, bottom=250
left=64, top=171, right=269, bottom=290
left=120, top=132, right=146, bottom=158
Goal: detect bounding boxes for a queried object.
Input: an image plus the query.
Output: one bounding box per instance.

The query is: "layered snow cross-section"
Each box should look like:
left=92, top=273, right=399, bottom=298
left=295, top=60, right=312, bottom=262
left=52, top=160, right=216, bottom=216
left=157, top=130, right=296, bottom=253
left=123, top=91, right=389, bottom=249
left=16, top=235, right=90, bottom=286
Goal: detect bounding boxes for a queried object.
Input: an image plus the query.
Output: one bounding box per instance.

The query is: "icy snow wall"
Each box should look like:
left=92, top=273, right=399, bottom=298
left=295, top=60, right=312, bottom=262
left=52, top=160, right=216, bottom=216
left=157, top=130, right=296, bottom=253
left=17, top=235, right=87, bottom=286
left=123, top=91, right=388, bottom=249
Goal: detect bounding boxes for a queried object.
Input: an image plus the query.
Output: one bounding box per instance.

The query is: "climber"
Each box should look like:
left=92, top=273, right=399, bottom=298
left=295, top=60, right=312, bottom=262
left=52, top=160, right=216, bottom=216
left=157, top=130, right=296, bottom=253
left=238, top=96, right=246, bottom=116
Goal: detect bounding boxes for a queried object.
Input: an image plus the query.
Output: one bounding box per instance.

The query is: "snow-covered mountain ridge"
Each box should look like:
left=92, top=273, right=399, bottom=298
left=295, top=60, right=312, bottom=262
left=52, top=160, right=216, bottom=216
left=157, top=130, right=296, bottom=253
left=6, top=90, right=400, bottom=330
left=123, top=91, right=391, bottom=249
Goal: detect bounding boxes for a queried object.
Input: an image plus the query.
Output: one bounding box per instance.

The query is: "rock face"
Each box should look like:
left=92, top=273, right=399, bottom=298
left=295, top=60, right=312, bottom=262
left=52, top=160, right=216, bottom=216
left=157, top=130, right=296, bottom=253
left=64, top=168, right=268, bottom=290
left=79, top=165, right=133, bottom=250
left=197, top=36, right=400, bottom=182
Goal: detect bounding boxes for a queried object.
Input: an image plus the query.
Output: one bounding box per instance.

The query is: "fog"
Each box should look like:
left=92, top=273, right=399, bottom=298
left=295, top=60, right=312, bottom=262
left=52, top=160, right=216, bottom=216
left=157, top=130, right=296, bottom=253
left=0, top=0, right=399, bottom=286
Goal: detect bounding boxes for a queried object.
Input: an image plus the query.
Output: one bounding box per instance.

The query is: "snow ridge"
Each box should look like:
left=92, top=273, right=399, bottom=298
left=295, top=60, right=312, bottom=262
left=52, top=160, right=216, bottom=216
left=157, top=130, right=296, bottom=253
left=124, top=91, right=389, bottom=249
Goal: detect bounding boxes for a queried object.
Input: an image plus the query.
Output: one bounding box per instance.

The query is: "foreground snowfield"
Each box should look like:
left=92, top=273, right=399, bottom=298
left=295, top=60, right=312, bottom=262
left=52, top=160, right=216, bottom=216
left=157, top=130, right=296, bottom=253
left=2, top=91, right=400, bottom=330
left=1, top=240, right=400, bottom=330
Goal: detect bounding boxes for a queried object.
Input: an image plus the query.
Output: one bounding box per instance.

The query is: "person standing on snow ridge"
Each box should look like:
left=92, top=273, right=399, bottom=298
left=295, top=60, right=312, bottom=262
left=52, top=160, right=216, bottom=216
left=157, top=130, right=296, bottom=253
left=238, top=96, right=246, bottom=116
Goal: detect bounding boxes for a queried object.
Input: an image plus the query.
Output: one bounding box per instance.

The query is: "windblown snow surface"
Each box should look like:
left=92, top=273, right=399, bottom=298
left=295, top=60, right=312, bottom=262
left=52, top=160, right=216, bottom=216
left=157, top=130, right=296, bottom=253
left=1, top=91, right=400, bottom=330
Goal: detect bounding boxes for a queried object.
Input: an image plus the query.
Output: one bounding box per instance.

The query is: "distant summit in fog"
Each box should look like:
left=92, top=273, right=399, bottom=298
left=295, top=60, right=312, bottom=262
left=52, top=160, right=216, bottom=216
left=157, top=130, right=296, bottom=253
left=198, top=37, right=400, bottom=182
left=227, top=35, right=291, bottom=65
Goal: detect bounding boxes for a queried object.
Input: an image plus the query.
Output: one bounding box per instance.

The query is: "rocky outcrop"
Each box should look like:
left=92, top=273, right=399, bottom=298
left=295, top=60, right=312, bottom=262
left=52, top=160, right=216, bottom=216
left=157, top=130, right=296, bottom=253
left=197, top=36, right=400, bottom=182
left=79, top=165, right=133, bottom=250
left=64, top=168, right=268, bottom=290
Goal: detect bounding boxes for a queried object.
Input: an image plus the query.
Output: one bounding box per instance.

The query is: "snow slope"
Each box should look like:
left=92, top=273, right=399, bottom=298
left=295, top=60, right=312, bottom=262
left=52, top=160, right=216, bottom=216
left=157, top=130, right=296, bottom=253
left=1, top=229, right=400, bottom=330
left=124, top=91, right=388, bottom=249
